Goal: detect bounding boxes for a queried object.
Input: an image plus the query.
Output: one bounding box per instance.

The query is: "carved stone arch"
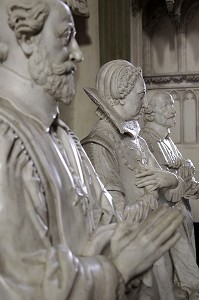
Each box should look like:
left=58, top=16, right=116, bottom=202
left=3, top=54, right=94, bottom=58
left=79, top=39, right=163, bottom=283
left=183, top=89, right=197, bottom=99
left=142, top=0, right=168, bottom=33
left=131, top=0, right=149, bottom=15
left=182, top=89, right=198, bottom=143
left=130, top=0, right=199, bottom=222
left=169, top=90, right=182, bottom=143
left=131, top=0, right=170, bottom=69
left=183, top=0, right=199, bottom=26
left=170, top=90, right=180, bottom=100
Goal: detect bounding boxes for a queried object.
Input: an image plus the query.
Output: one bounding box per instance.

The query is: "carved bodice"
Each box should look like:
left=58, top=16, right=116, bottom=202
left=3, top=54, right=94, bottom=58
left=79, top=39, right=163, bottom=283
left=82, top=119, right=160, bottom=205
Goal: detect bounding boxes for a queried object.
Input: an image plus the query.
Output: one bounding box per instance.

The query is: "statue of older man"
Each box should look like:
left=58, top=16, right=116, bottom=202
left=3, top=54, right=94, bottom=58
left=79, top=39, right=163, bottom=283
left=140, top=89, right=199, bottom=299
left=0, top=1, right=183, bottom=299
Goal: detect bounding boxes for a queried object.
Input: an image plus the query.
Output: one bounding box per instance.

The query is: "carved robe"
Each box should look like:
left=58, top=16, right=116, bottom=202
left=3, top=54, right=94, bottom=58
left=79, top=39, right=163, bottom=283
left=140, top=126, right=199, bottom=296
left=0, top=67, right=124, bottom=300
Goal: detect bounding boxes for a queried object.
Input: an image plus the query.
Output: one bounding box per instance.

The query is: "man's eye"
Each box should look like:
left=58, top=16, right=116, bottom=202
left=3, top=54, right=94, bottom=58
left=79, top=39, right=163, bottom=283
left=139, top=93, right=145, bottom=99
left=162, top=105, right=168, bottom=111
left=60, top=30, right=74, bottom=46
left=61, top=35, right=71, bottom=46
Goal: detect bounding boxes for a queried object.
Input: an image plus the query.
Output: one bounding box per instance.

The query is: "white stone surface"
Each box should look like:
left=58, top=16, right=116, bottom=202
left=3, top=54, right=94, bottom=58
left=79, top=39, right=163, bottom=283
left=60, top=0, right=99, bottom=139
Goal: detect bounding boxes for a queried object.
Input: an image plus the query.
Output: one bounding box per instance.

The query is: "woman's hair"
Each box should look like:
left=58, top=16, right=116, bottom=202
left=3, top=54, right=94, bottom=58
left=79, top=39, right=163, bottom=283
left=96, top=59, right=143, bottom=106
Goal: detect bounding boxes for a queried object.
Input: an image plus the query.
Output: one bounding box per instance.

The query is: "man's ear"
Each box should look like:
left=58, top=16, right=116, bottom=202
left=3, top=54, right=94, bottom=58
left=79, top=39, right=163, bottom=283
left=18, top=35, right=36, bottom=56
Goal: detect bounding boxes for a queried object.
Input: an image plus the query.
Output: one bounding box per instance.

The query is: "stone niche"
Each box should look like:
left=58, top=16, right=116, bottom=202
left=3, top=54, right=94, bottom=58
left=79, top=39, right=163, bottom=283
left=131, top=0, right=199, bottom=221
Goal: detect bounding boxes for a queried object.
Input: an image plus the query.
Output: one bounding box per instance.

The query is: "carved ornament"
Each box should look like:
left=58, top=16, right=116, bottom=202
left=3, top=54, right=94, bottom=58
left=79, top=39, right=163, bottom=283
left=144, top=74, right=199, bottom=85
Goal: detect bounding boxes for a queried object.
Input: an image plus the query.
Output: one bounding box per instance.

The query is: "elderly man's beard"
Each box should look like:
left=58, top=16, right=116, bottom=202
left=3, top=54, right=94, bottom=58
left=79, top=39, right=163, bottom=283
left=28, top=42, right=76, bottom=104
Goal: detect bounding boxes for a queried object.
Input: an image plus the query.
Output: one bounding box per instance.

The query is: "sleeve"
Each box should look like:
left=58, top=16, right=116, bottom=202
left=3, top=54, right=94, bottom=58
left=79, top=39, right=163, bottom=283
left=83, top=142, right=124, bottom=194
left=184, top=180, right=199, bottom=200
left=83, top=142, right=127, bottom=221
left=0, top=121, right=124, bottom=300
left=161, top=176, right=185, bottom=203
left=177, top=159, right=199, bottom=200
left=140, top=138, right=185, bottom=203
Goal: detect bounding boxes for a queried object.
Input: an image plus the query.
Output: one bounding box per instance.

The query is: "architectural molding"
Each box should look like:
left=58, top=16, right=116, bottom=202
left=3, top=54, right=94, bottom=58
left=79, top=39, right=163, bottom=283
left=144, top=73, right=199, bottom=85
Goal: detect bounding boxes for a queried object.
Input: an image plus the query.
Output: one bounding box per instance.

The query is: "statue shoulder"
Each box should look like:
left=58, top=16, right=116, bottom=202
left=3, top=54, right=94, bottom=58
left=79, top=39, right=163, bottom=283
left=82, top=121, right=118, bottom=154
left=140, top=128, right=159, bottom=154
left=140, top=127, right=158, bottom=142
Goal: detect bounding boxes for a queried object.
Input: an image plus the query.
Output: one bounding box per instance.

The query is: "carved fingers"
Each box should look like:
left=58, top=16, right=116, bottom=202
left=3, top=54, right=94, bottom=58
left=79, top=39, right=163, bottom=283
left=127, top=200, right=150, bottom=223
left=111, top=206, right=183, bottom=283
left=135, top=169, right=178, bottom=190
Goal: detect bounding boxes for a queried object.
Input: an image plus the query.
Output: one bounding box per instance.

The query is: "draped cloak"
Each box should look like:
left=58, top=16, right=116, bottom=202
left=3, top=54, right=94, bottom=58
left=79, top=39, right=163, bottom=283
left=0, top=96, right=123, bottom=300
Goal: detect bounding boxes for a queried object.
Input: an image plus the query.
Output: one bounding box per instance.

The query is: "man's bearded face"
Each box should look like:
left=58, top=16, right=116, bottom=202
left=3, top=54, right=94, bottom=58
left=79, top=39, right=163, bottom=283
left=153, top=95, right=176, bottom=128
left=28, top=39, right=76, bottom=104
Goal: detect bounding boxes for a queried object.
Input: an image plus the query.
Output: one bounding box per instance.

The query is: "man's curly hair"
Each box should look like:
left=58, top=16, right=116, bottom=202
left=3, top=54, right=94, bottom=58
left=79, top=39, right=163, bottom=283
left=7, top=0, right=50, bottom=39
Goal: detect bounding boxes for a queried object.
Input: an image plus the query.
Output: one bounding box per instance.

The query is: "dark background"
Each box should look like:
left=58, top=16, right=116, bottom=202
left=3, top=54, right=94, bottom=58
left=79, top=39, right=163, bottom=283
left=194, top=223, right=199, bottom=265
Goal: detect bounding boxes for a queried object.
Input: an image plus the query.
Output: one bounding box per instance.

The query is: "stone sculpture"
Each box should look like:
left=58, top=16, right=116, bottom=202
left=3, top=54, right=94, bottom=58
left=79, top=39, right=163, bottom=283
left=140, top=89, right=199, bottom=299
left=65, top=0, right=89, bottom=17
left=82, top=59, right=186, bottom=299
left=0, top=2, right=183, bottom=299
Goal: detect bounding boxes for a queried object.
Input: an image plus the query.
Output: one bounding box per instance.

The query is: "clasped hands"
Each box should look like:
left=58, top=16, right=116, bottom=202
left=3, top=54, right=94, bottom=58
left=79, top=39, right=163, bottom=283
left=84, top=205, right=183, bottom=285
left=135, top=166, right=178, bottom=192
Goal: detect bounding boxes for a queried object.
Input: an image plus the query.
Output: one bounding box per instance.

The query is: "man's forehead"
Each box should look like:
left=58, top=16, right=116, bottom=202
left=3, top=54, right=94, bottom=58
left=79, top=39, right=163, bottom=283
left=158, top=93, right=173, bottom=105
left=50, top=1, right=74, bottom=26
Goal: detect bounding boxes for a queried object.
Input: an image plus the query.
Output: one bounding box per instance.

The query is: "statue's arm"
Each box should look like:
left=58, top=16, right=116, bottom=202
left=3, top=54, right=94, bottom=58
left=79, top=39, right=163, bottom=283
left=177, top=158, right=199, bottom=200
left=136, top=138, right=185, bottom=202
left=83, top=142, right=126, bottom=219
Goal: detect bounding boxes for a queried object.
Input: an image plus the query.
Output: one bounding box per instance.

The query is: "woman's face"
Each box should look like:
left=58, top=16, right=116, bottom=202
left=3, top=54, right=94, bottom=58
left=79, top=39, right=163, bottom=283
left=117, top=77, right=147, bottom=121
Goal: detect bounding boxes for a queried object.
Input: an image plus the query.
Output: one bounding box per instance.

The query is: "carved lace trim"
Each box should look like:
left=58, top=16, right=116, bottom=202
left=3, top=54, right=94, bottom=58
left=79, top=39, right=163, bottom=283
left=87, top=123, right=147, bottom=172
left=84, top=88, right=126, bottom=134
left=52, top=122, right=96, bottom=232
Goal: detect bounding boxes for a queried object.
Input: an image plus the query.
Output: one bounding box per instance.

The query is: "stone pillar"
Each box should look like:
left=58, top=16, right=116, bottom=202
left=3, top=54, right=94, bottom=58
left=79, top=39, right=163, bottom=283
left=98, top=0, right=131, bottom=65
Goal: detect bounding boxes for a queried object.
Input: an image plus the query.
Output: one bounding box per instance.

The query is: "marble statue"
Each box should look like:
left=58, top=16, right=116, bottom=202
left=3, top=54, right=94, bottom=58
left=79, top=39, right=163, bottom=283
left=82, top=60, right=187, bottom=299
left=0, top=1, right=184, bottom=299
left=140, top=89, right=199, bottom=299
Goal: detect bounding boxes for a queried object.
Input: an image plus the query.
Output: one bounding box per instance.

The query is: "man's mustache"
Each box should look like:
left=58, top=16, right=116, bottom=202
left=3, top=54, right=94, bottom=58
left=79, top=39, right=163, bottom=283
left=167, top=114, right=176, bottom=118
left=51, top=61, right=76, bottom=75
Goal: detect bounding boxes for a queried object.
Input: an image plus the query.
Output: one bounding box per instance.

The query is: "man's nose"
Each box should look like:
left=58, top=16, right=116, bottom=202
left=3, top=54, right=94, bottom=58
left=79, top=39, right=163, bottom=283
left=171, top=105, right=176, bottom=114
left=69, top=38, right=83, bottom=63
left=142, top=95, right=148, bottom=108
